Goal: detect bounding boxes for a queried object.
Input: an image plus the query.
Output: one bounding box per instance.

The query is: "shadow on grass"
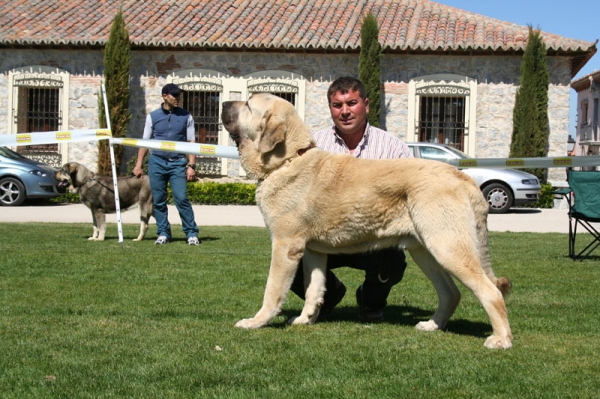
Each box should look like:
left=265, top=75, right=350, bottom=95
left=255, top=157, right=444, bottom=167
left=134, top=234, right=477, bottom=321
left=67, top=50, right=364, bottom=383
left=281, top=305, right=492, bottom=338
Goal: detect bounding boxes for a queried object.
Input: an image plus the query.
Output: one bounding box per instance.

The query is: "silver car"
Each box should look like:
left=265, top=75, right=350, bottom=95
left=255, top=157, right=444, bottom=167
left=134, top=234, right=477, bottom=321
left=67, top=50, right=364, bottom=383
left=0, top=146, right=65, bottom=206
left=407, top=142, right=541, bottom=214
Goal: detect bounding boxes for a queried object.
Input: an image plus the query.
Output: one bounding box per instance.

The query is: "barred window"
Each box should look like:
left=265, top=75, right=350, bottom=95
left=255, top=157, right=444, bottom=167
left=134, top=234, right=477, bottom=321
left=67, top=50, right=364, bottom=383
left=16, top=87, right=60, bottom=152
left=418, top=96, right=465, bottom=151
left=180, top=91, right=221, bottom=145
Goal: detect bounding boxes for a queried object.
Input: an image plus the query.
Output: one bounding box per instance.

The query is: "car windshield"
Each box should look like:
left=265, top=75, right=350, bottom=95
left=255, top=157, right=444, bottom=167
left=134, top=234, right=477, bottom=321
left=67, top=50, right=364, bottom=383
left=0, top=146, right=28, bottom=160
left=441, top=146, right=470, bottom=160
left=416, top=144, right=471, bottom=162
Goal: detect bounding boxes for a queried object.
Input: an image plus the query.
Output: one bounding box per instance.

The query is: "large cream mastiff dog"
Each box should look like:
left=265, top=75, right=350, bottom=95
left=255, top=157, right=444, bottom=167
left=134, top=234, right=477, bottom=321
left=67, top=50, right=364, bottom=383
left=221, top=93, right=512, bottom=349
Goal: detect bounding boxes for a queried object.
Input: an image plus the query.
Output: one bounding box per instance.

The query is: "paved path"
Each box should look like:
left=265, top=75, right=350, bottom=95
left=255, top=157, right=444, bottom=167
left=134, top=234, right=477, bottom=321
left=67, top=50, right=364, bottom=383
left=0, top=203, right=569, bottom=233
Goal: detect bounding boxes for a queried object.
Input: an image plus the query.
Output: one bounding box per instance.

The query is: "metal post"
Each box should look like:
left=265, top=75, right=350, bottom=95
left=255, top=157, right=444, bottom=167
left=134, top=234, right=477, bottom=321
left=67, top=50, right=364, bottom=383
left=101, top=83, right=124, bottom=244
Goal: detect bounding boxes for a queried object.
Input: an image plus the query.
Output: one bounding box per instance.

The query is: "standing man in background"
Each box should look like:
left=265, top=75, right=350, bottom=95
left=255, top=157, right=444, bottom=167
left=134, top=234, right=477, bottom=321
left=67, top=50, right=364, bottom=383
left=133, top=83, right=200, bottom=246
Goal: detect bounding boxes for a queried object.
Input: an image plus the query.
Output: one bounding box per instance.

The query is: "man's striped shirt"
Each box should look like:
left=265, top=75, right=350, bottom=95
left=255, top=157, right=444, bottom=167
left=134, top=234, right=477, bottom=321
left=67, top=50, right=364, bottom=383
left=312, top=124, right=413, bottom=160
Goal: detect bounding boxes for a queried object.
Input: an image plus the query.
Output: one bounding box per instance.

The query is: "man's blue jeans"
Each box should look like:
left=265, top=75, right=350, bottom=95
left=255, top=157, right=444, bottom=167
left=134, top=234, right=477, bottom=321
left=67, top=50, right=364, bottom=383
left=148, top=155, right=198, bottom=240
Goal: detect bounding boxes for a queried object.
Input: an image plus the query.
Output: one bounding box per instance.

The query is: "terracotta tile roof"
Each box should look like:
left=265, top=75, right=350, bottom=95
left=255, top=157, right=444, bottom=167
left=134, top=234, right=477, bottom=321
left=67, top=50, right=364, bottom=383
left=1, top=0, right=596, bottom=74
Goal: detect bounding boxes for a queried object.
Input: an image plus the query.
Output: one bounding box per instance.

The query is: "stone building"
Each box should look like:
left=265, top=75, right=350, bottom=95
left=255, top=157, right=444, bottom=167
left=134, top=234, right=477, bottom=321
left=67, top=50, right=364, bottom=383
left=0, top=0, right=596, bottom=186
left=571, top=70, right=600, bottom=161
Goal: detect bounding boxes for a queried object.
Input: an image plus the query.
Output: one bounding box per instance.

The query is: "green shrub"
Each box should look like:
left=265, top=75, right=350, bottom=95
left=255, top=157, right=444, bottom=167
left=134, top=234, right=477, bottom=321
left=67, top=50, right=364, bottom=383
left=51, top=182, right=257, bottom=205
left=168, top=182, right=256, bottom=205
left=523, top=182, right=554, bottom=209
left=50, top=191, right=80, bottom=204
left=125, top=155, right=148, bottom=175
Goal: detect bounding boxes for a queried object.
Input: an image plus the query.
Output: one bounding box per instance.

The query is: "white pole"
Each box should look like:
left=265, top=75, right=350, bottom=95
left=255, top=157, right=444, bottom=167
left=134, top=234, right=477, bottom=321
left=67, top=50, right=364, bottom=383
left=101, top=83, right=124, bottom=244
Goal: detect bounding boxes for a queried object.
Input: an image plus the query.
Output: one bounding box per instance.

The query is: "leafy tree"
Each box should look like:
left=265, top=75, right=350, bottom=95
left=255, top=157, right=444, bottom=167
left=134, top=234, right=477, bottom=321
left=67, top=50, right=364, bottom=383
left=97, top=8, right=131, bottom=176
left=510, top=26, right=549, bottom=183
left=358, top=13, right=383, bottom=128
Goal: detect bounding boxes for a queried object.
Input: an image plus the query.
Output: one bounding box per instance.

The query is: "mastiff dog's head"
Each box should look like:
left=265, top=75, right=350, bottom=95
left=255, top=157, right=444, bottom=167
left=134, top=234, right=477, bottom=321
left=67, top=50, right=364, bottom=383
left=221, top=93, right=315, bottom=179
left=54, top=162, right=94, bottom=191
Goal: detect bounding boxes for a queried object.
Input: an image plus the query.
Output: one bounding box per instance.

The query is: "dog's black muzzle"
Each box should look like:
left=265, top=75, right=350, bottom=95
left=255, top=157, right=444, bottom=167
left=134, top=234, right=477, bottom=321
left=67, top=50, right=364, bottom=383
left=221, top=101, right=241, bottom=146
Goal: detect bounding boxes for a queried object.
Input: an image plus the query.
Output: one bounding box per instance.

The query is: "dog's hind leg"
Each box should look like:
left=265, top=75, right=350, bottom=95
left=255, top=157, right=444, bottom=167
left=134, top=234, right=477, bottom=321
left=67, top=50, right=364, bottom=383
left=235, top=238, right=305, bottom=329
left=288, top=248, right=327, bottom=325
left=409, top=246, right=461, bottom=331
left=133, top=208, right=150, bottom=241
left=448, top=263, right=512, bottom=349
left=417, top=240, right=512, bottom=349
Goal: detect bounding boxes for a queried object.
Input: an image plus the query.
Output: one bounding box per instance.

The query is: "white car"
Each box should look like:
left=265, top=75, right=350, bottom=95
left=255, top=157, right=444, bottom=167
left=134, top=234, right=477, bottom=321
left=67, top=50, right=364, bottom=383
left=407, top=142, right=541, bottom=214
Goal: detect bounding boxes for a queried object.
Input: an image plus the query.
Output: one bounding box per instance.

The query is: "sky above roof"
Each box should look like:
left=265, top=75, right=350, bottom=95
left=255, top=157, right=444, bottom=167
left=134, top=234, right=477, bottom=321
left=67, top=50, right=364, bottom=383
left=442, top=0, right=599, bottom=136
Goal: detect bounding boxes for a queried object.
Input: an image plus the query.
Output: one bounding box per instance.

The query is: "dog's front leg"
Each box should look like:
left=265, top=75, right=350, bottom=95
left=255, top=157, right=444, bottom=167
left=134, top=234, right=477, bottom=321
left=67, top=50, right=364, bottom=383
left=90, top=210, right=99, bottom=240
left=235, top=239, right=304, bottom=329
left=288, top=248, right=327, bottom=325
left=94, top=210, right=107, bottom=241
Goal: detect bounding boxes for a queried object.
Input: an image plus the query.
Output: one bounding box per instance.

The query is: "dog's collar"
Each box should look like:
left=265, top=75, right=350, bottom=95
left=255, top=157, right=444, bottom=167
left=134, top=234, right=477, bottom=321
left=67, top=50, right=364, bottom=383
left=297, top=143, right=316, bottom=156
left=81, top=175, right=97, bottom=187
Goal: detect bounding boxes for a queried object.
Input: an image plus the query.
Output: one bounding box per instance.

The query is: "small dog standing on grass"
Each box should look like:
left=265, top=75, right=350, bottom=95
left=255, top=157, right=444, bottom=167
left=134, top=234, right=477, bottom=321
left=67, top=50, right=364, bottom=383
left=55, top=162, right=153, bottom=241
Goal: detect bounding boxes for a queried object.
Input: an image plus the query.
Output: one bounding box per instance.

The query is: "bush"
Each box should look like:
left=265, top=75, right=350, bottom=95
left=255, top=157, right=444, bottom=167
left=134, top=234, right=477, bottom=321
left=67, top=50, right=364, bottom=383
left=523, top=182, right=554, bottom=209
left=51, top=182, right=257, bottom=205
left=125, top=155, right=148, bottom=175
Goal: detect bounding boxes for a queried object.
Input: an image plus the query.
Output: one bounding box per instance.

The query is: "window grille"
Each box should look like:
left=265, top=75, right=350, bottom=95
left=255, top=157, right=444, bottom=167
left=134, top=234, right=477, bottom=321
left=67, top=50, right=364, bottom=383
left=15, top=87, right=61, bottom=153
left=272, top=92, right=296, bottom=106
left=418, top=96, right=465, bottom=151
left=181, top=91, right=221, bottom=145
left=180, top=90, right=222, bottom=176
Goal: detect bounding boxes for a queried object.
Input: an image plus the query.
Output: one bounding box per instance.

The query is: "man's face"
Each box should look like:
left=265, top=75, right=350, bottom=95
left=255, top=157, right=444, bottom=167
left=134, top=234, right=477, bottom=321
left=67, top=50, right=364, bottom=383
left=162, top=92, right=180, bottom=109
left=328, top=89, right=369, bottom=136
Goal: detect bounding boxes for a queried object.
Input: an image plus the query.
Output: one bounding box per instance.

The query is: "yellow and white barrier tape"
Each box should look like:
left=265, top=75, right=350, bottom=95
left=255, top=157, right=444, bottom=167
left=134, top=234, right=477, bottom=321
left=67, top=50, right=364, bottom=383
left=110, top=137, right=240, bottom=159
left=0, top=129, right=112, bottom=146
left=447, top=155, right=600, bottom=169
left=3, top=130, right=600, bottom=169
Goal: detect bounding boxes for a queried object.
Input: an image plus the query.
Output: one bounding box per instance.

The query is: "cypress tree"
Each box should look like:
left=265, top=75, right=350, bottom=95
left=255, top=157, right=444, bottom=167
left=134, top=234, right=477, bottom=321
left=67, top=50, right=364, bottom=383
left=97, top=8, right=131, bottom=176
left=510, top=26, right=550, bottom=183
left=358, top=13, right=383, bottom=128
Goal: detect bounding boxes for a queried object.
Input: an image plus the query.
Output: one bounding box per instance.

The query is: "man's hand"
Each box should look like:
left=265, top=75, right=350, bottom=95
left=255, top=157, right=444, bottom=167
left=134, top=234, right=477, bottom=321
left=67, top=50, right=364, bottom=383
left=132, top=165, right=144, bottom=178
left=186, top=165, right=196, bottom=182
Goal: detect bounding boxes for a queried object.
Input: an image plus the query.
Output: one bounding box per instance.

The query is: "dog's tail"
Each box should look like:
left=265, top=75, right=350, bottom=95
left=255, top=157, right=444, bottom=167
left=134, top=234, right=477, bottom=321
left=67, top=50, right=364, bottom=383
left=473, top=189, right=512, bottom=298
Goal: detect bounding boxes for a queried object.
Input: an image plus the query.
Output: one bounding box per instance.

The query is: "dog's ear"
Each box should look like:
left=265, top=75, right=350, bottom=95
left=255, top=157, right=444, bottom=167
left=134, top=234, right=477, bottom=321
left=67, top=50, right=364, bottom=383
left=258, top=109, right=285, bottom=154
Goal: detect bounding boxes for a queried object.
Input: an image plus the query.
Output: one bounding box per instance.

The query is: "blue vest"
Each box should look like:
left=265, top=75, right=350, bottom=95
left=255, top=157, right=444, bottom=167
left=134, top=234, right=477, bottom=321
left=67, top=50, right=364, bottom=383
left=149, top=106, right=191, bottom=159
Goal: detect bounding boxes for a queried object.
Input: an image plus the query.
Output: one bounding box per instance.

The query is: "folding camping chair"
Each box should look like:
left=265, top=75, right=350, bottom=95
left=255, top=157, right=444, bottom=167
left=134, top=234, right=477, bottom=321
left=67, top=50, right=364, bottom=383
left=553, top=170, right=600, bottom=260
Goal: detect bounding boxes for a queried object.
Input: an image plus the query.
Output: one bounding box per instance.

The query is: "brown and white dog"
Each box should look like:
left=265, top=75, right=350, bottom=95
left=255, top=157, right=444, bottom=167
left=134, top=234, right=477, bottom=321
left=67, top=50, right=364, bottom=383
left=221, top=93, right=512, bottom=349
left=55, top=162, right=153, bottom=241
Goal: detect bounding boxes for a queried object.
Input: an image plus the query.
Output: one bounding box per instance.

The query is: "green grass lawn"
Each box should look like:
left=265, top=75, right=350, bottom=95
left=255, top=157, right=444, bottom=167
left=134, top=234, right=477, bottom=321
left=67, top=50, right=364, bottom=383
left=0, top=223, right=599, bottom=398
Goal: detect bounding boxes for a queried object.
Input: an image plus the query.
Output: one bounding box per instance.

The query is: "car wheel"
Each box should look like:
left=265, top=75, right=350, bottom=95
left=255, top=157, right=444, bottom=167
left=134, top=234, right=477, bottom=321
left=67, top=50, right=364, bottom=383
left=0, top=177, right=27, bottom=206
left=482, top=183, right=513, bottom=214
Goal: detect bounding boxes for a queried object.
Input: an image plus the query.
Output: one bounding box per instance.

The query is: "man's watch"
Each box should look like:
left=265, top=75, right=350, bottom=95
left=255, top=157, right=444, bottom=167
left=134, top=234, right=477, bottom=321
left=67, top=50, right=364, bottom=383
left=186, top=163, right=196, bottom=170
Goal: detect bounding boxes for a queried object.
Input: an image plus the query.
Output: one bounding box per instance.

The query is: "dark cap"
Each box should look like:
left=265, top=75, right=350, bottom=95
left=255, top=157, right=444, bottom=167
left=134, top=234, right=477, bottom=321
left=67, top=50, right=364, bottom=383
left=162, top=83, right=181, bottom=96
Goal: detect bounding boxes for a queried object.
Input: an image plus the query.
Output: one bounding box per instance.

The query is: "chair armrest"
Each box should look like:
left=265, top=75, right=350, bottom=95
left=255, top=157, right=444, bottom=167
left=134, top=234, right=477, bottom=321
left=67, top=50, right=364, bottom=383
left=551, top=188, right=572, bottom=197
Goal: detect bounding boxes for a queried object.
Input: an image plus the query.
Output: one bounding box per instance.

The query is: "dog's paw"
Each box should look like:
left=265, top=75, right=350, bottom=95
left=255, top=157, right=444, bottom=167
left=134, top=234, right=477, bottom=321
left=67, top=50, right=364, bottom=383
left=235, top=318, right=264, bottom=329
left=287, top=314, right=313, bottom=325
left=415, top=320, right=440, bottom=331
left=484, top=335, right=512, bottom=349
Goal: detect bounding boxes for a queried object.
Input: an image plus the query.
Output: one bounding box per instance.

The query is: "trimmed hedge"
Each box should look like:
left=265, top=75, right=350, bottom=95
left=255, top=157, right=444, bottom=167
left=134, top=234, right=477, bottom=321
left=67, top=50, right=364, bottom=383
left=51, top=181, right=554, bottom=209
left=51, top=182, right=257, bottom=205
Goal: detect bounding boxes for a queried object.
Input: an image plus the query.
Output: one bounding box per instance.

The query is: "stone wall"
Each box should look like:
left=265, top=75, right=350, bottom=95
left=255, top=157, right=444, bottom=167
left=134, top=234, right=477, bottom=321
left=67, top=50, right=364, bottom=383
left=0, top=48, right=572, bottom=184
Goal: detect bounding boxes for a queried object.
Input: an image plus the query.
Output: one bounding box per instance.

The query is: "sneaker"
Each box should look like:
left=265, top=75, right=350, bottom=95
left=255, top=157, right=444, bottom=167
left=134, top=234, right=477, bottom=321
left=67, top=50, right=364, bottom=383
left=356, top=286, right=384, bottom=323
left=319, top=281, right=347, bottom=319
left=155, top=236, right=169, bottom=245
left=187, top=236, right=200, bottom=246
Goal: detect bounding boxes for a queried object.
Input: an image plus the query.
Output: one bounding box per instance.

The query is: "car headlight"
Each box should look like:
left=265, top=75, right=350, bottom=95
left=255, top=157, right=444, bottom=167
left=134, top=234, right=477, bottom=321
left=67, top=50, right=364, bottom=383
left=29, top=169, right=50, bottom=177
left=521, top=178, right=539, bottom=185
